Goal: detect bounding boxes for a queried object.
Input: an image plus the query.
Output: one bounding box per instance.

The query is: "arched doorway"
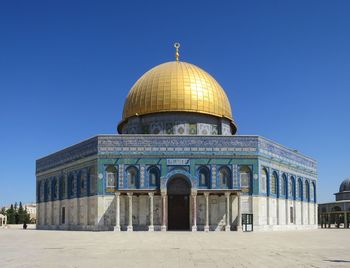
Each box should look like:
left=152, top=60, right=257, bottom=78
left=167, top=176, right=191, bottom=230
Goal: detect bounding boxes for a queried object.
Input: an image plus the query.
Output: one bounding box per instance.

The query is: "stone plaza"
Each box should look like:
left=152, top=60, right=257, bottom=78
left=0, top=228, right=349, bottom=267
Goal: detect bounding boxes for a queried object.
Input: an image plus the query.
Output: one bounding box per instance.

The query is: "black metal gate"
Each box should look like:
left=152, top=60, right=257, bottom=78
left=242, top=213, right=253, bottom=232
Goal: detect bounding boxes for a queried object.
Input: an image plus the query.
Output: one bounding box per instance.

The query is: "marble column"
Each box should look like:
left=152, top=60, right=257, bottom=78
left=204, top=192, right=210, bottom=232
left=161, top=192, right=167, bottom=231
left=237, top=193, right=242, bottom=231
left=114, top=192, right=121, bottom=231
left=225, top=192, right=231, bottom=231
left=148, top=192, right=154, bottom=231
left=127, top=193, right=133, bottom=232
left=191, top=191, right=197, bottom=232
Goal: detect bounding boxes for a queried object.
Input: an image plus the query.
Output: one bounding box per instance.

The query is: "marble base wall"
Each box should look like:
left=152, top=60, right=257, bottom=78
left=37, top=194, right=318, bottom=231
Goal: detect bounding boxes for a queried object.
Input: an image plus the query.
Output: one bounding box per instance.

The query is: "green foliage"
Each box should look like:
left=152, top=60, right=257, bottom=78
left=6, top=204, right=16, bottom=224
left=5, top=202, right=32, bottom=224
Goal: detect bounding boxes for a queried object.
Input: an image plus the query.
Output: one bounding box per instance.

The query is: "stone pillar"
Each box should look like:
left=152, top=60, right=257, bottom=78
left=161, top=192, right=167, bottom=231
left=51, top=200, right=54, bottom=226
left=237, top=193, right=242, bottom=231
left=127, top=193, right=133, bottom=232
left=204, top=193, right=210, bottom=232
left=66, top=201, right=70, bottom=229
left=148, top=192, right=154, bottom=232
left=85, top=196, right=89, bottom=226
left=76, top=198, right=80, bottom=226
left=276, top=196, right=280, bottom=225
left=293, top=200, right=296, bottom=225
left=344, top=212, right=348, bottom=229
left=266, top=196, right=270, bottom=225
left=114, top=192, right=121, bottom=231
left=57, top=200, right=61, bottom=227
left=285, top=199, right=288, bottom=225
left=301, top=201, right=304, bottom=225
left=225, top=192, right=231, bottom=231
left=44, top=202, right=48, bottom=226
left=191, top=191, right=197, bottom=232
left=328, top=213, right=331, bottom=228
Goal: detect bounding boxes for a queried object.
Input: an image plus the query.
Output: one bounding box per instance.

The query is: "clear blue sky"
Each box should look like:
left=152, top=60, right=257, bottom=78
left=1, top=0, right=349, bottom=206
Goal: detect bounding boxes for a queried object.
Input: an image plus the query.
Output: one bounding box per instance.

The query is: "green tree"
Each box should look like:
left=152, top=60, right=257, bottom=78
left=24, top=208, right=31, bottom=224
left=17, top=202, right=26, bottom=224
left=6, top=204, right=15, bottom=224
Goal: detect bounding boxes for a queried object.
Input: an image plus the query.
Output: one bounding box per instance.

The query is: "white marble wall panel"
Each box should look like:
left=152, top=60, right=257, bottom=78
left=153, top=196, right=162, bottom=226
left=209, top=195, right=226, bottom=231
left=197, top=196, right=205, bottom=225
left=120, top=196, right=126, bottom=226
left=269, top=197, right=277, bottom=225
left=37, top=194, right=318, bottom=231
left=278, top=199, right=286, bottom=225
left=295, top=201, right=302, bottom=225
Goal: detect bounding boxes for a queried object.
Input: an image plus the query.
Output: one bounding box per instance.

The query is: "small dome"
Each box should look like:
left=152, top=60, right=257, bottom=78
left=118, top=61, right=237, bottom=134
left=339, top=177, right=350, bottom=192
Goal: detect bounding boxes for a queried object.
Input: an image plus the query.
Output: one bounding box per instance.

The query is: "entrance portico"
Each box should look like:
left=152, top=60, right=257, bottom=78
left=113, top=185, right=242, bottom=232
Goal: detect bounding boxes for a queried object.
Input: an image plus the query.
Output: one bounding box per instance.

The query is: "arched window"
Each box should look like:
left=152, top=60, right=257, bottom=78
left=127, top=166, right=139, bottom=188
left=305, top=180, right=310, bottom=201
left=311, top=181, right=316, bottom=202
left=260, top=168, right=268, bottom=194
left=37, top=181, right=41, bottom=202
left=297, top=178, right=303, bottom=199
left=240, top=166, right=251, bottom=190
left=289, top=177, right=296, bottom=199
left=40, top=180, right=44, bottom=202
left=68, top=174, right=75, bottom=197
left=59, top=176, right=66, bottom=199
left=198, top=166, right=210, bottom=187
left=148, top=166, right=160, bottom=187
left=281, top=174, right=287, bottom=196
left=218, top=166, right=231, bottom=188
left=106, top=165, right=117, bottom=188
left=52, top=178, right=57, bottom=200
left=89, top=167, right=97, bottom=194
left=44, top=180, right=49, bottom=201
left=332, top=206, right=341, bottom=212
left=79, top=171, right=87, bottom=196
left=271, top=172, right=278, bottom=195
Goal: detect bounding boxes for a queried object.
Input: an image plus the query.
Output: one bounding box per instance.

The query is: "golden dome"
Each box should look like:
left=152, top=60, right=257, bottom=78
left=118, top=61, right=236, bottom=133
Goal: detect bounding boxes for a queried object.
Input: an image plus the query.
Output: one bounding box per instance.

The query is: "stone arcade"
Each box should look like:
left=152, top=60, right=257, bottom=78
left=36, top=45, right=318, bottom=231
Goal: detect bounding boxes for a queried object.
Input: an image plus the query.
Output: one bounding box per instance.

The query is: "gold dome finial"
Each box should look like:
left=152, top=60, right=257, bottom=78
left=174, top=42, right=180, bottom=61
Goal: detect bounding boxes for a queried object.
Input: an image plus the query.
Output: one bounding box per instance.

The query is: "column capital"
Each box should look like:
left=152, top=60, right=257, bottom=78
left=161, top=190, right=167, bottom=197
left=191, top=190, right=197, bottom=196
left=115, top=192, right=121, bottom=197
left=204, top=192, right=210, bottom=197
left=148, top=192, right=154, bottom=197
left=127, top=192, right=133, bottom=197
left=225, top=192, right=231, bottom=197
